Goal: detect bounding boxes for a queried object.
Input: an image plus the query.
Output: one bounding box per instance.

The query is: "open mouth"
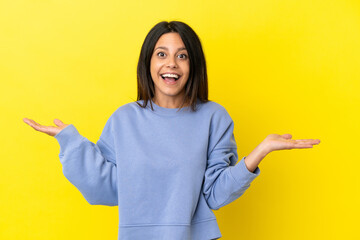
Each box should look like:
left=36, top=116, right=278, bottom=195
left=161, top=73, right=180, bottom=82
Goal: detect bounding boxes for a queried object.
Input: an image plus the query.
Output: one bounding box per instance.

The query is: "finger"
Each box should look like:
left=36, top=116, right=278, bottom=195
left=23, top=118, right=41, bottom=129
left=295, top=139, right=321, bottom=144
left=295, top=139, right=317, bottom=141
left=23, top=118, right=31, bottom=125
left=54, top=119, right=65, bottom=127
left=281, top=134, right=292, bottom=139
left=23, top=118, right=51, bottom=134
left=292, top=140, right=321, bottom=147
left=287, top=143, right=314, bottom=149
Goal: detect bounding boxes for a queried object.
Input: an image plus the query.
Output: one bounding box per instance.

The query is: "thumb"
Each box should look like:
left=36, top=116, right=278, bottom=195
left=54, top=119, right=66, bottom=127
left=281, top=134, right=292, bottom=139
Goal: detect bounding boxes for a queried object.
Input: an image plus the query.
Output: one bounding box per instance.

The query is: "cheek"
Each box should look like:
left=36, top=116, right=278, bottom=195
left=150, top=60, right=162, bottom=73
left=182, top=63, right=190, bottom=77
left=150, top=62, right=158, bottom=78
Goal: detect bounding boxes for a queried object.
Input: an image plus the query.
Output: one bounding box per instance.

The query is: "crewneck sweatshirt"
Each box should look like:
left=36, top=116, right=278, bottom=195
left=54, top=99, right=261, bottom=240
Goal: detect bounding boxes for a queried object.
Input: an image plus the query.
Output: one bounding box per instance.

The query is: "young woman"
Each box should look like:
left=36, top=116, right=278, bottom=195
left=23, top=21, right=320, bottom=240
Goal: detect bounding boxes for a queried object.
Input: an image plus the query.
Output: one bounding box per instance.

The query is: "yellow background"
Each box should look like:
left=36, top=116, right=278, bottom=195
left=1, top=0, right=359, bottom=239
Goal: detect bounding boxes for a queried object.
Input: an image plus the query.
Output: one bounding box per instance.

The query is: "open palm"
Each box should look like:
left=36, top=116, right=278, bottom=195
left=264, top=133, right=320, bottom=152
left=23, top=118, right=69, bottom=137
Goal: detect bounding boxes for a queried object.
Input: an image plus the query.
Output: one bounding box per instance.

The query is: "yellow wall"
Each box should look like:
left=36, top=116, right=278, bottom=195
left=1, top=0, right=359, bottom=239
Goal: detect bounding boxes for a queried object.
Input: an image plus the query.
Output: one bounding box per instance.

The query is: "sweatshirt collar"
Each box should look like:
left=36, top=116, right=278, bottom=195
left=145, top=99, right=200, bottom=117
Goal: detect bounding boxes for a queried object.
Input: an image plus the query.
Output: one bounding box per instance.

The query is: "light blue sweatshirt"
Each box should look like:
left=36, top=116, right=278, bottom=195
left=54, top=99, right=260, bottom=240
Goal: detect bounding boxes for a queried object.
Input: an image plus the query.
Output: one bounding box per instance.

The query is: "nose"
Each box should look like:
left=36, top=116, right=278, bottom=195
left=166, top=56, right=178, bottom=68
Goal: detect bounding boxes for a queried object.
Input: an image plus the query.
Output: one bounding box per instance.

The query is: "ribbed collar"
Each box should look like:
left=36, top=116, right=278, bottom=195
left=143, top=99, right=201, bottom=117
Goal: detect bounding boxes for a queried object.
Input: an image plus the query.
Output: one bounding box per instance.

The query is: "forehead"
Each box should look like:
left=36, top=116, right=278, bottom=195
left=154, top=32, right=186, bottom=49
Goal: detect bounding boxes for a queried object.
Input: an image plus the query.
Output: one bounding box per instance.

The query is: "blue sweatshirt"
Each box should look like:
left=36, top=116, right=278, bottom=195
left=54, top=99, right=260, bottom=240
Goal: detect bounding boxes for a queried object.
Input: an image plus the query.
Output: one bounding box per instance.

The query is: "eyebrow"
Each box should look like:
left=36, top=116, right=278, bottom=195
left=154, top=46, right=187, bottom=51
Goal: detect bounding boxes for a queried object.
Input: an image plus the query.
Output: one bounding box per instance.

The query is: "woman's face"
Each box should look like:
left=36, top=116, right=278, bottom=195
left=150, top=32, right=190, bottom=105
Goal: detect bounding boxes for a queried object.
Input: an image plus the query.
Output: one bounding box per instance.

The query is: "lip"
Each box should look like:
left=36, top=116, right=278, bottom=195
left=160, top=74, right=180, bottom=85
left=160, top=72, right=182, bottom=76
left=160, top=72, right=181, bottom=85
left=163, top=78, right=178, bottom=85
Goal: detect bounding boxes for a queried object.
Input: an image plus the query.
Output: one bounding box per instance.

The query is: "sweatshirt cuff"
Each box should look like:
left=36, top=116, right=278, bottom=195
left=229, top=156, right=260, bottom=186
left=54, top=124, right=84, bottom=155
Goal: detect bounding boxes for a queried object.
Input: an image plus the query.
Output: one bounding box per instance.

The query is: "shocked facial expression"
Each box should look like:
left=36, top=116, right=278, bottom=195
left=150, top=32, right=190, bottom=104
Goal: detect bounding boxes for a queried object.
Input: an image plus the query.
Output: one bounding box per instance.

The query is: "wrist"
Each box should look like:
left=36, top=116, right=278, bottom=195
left=244, top=142, right=269, bottom=172
left=258, top=140, right=272, bottom=156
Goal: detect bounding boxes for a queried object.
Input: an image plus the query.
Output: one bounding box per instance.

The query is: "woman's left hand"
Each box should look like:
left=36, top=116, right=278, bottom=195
left=263, top=134, right=321, bottom=153
left=243, top=134, right=321, bottom=173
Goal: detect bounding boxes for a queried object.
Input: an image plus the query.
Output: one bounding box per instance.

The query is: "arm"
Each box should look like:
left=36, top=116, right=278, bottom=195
left=202, top=107, right=321, bottom=210
left=54, top=120, right=118, bottom=206
left=23, top=117, right=118, bottom=206
left=243, top=142, right=269, bottom=173
left=203, top=108, right=260, bottom=210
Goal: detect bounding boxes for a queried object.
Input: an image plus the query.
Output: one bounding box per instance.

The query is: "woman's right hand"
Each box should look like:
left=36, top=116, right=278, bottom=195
left=23, top=118, right=70, bottom=137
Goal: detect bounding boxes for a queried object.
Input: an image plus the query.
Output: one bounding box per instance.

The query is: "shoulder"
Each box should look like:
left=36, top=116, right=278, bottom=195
left=200, top=100, right=231, bottom=117
left=199, top=101, right=234, bottom=129
left=98, top=101, right=142, bottom=129
left=202, top=100, right=226, bottom=111
left=111, top=100, right=143, bottom=117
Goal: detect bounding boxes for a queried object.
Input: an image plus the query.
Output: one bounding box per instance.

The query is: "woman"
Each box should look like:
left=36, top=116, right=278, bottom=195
left=23, top=21, right=320, bottom=240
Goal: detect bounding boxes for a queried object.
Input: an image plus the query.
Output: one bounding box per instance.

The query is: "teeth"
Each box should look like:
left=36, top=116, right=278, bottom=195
left=161, top=73, right=179, bottom=79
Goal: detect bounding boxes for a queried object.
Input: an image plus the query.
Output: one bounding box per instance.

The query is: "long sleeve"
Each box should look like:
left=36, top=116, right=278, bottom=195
left=54, top=117, right=118, bottom=206
left=203, top=107, right=260, bottom=210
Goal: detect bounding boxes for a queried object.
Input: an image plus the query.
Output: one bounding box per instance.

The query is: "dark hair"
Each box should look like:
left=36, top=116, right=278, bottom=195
left=136, top=21, right=208, bottom=112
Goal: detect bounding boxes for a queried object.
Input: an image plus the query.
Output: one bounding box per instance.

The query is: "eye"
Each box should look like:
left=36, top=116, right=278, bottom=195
left=157, top=52, right=166, bottom=57
left=178, top=54, right=188, bottom=59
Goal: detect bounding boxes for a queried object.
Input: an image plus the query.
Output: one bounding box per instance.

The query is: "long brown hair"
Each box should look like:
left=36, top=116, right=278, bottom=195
left=136, top=21, right=208, bottom=112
